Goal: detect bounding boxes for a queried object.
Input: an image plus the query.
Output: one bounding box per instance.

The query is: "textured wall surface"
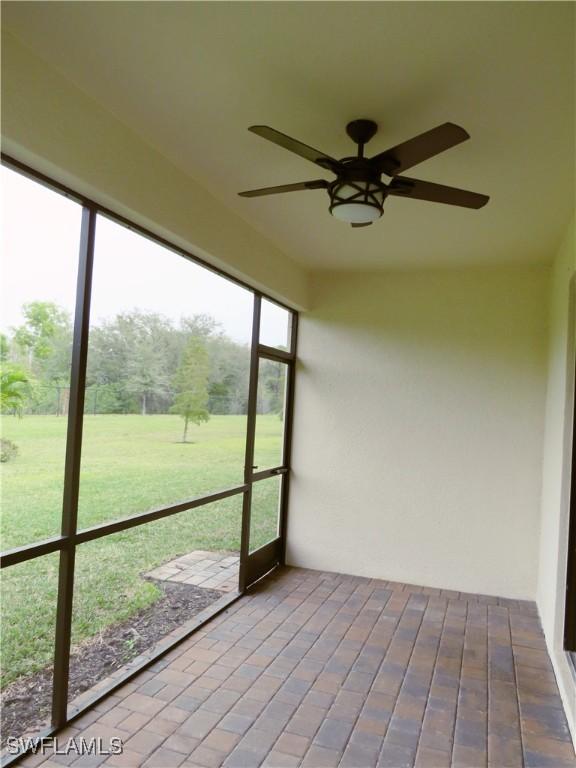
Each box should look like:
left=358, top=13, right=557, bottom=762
left=288, top=266, right=548, bottom=600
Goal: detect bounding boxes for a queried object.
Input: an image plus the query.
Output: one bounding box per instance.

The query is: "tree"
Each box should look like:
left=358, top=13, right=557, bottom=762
left=84, top=311, right=224, bottom=416
left=170, top=336, right=210, bottom=442
left=259, top=359, right=286, bottom=416
left=13, top=302, right=71, bottom=364
left=0, top=365, right=29, bottom=417
left=11, top=303, right=73, bottom=414
left=180, top=314, right=218, bottom=341
left=206, top=335, right=250, bottom=414
left=114, top=312, right=172, bottom=415
left=4, top=301, right=256, bottom=417
left=0, top=334, right=9, bottom=362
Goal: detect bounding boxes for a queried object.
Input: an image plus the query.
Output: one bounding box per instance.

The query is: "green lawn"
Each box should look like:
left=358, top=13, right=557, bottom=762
left=0, top=414, right=283, bottom=687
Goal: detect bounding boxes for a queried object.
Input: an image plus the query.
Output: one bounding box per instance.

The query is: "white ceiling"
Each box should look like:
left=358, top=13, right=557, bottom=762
left=2, top=1, right=575, bottom=271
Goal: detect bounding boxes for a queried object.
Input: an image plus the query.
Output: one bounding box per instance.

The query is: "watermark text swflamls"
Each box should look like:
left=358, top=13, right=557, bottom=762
left=6, top=736, right=124, bottom=755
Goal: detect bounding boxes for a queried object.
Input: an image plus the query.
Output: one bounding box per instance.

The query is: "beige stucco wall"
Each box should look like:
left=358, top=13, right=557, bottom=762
left=537, top=217, right=576, bottom=741
left=0, top=32, right=309, bottom=310
left=288, top=265, right=549, bottom=599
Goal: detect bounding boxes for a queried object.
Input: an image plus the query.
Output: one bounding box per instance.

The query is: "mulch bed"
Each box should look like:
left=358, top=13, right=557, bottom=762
left=1, top=580, right=223, bottom=745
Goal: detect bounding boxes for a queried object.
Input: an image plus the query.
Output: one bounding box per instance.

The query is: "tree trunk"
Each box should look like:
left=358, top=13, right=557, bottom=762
left=61, top=387, right=70, bottom=417
left=183, top=416, right=189, bottom=443
left=141, top=392, right=147, bottom=416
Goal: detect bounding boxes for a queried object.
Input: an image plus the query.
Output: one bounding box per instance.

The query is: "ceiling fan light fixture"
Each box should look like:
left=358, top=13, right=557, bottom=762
left=239, top=120, right=489, bottom=223
left=328, top=179, right=385, bottom=224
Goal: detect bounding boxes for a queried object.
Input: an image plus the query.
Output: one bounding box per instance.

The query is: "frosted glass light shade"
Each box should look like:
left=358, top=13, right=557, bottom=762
left=331, top=203, right=381, bottom=224
left=329, top=180, right=385, bottom=224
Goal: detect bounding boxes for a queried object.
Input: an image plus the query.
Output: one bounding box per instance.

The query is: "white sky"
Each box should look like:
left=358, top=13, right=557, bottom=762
left=1, top=166, right=289, bottom=347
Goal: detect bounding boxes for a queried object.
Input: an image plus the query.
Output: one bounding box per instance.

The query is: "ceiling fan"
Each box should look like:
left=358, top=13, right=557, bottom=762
left=239, top=120, right=489, bottom=227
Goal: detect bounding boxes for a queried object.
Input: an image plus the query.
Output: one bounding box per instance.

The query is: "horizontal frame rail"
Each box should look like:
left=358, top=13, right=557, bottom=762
left=258, top=344, right=294, bottom=362
left=251, top=466, right=288, bottom=482
left=0, top=484, right=248, bottom=568
left=0, top=536, right=68, bottom=569
left=75, top=484, right=248, bottom=545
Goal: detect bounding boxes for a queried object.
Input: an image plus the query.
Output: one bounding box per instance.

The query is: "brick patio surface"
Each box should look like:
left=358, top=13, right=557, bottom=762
left=145, top=551, right=240, bottom=593
left=21, top=567, right=576, bottom=767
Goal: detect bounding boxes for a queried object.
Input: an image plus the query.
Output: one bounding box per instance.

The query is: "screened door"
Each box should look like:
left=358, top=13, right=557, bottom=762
left=240, top=298, right=296, bottom=589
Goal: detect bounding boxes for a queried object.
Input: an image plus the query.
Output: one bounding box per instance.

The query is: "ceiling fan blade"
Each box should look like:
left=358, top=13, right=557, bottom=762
left=388, top=176, right=489, bottom=209
left=249, top=126, right=341, bottom=171
left=351, top=222, right=372, bottom=228
left=372, top=123, right=470, bottom=176
left=238, top=179, right=329, bottom=197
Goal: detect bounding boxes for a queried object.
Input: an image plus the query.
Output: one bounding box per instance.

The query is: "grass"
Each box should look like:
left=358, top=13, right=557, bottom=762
left=0, top=414, right=283, bottom=687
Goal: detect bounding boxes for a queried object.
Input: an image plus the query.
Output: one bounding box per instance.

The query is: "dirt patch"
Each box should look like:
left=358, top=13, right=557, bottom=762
left=1, top=580, right=223, bottom=745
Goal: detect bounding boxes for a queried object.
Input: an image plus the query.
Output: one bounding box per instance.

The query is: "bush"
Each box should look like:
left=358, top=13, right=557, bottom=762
left=0, top=438, right=18, bottom=463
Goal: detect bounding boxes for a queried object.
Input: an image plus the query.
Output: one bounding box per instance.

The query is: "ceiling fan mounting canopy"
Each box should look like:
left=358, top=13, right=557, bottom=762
left=239, top=118, right=489, bottom=227
left=346, top=119, right=379, bottom=147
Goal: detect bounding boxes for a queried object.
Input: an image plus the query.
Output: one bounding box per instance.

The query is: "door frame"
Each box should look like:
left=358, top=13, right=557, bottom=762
left=564, top=281, right=576, bottom=652
left=239, top=295, right=298, bottom=590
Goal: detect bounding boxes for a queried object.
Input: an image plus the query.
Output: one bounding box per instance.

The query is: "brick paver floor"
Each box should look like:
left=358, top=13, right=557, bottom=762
left=145, top=551, right=240, bottom=593
left=20, top=567, right=576, bottom=767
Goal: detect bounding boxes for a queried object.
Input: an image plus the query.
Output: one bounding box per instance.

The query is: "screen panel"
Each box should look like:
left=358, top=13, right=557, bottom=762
left=0, top=159, right=299, bottom=750
left=69, top=495, right=242, bottom=712
left=0, top=553, right=59, bottom=745
left=253, top=359, right=287, bottom=472
left=259, top=298, right=291, bottom=351
left=78, top=215, right=253, bottom=530
left=249, top=475, right=282, bottom=553
left=0, top=166, right=82, bottom=549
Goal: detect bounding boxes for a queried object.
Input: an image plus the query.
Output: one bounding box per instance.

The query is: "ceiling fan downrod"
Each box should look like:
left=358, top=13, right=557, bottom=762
left=345, top=119, right=378, bottom=158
